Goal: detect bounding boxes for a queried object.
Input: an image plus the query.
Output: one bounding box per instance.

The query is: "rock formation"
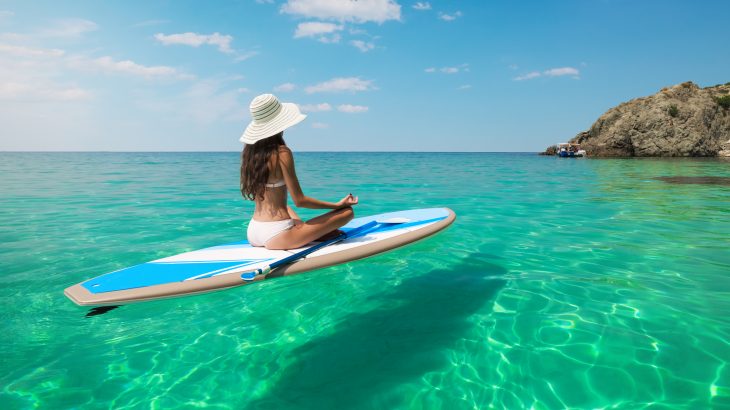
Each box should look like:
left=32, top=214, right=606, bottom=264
left=553, top=81, right=730, bottom=157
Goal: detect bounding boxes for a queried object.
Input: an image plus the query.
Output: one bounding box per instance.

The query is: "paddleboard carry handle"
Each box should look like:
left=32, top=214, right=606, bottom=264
left=240, top=220, right=379, bottom=281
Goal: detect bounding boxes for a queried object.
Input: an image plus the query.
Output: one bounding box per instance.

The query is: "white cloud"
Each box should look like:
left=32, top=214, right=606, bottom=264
left=508, top=64, right=519, bottom=70
left=0, top=43, right=64, bottom=58
left=514, top=67, right=580, bottom=81
left=514, top=71, right=541, bottom=81
left=40, top=18, right=98, bottom=38
left=274, top=82, right=297, bottom=92
left=305, top=77, right=375, bottom=93
left=281, top=0, right=401, bottom=24
left=237, top=87, right=251, bottom=93
left=256, top=0, right=275, bottom=3
left=154, top=33, right=255, bottom=60
left=0, top=33, right=25, bottom=42
left=0, top=81, right=91, bottom=101
left=312, top=122, right=329, bottom=129
left=299, top=103, right=332, bottom=112
left=1, top=37, right=189, bottom=82
left=412, top=2, right=431, bottom=11
left=439, top=11, right=462, bottom=21
left=234, top=51, right=258, bottom=62
left=458, top=84, right=472, bottom=90
left=337, top=104, right=368, bottom=113
left=0, top=39, right=190, bottom=82
left=0, top=10, right=14, bottom=19
left=317, top=33, right=341, bottom=44
left=69, top=56, right=192, bottom=80
left=425, top=64, right=469, bottom=74
left=294, top=21, right=343, bottom=39
left=350, top=40, right=374, bottom=52
left=0, top=18, right=97, bottom=43
left=0, top=44, right=91, bottom=102
left=544, top=67, right=580, bottom=77
left=154, top=32, right=234, bottom=54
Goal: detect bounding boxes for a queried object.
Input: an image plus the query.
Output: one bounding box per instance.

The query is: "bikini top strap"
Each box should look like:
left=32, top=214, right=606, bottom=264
left=265, top=179, right=286, bottom=188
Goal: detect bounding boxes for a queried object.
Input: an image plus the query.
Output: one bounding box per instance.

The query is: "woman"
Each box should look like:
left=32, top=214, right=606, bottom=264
left=240, top=94, right=358, bottom=250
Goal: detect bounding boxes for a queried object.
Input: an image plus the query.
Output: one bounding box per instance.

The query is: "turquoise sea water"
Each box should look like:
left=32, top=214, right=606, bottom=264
left=1, top=152, right=729, bottom=409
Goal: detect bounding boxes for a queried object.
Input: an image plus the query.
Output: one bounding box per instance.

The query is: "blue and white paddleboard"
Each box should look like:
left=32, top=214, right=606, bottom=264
left=64, top=208, right=455, bottom=306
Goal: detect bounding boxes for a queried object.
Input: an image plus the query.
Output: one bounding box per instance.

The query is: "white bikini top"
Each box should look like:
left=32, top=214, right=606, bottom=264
left=265, top=179, right=286, bottom=188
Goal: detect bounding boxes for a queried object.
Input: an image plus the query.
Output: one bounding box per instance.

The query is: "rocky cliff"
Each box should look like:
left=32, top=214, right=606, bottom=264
left=559, top=81, right=730, bottom=157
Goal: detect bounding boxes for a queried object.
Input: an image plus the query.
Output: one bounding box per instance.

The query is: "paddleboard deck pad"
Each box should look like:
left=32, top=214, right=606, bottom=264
left=64, top=208, right=455, bottom=306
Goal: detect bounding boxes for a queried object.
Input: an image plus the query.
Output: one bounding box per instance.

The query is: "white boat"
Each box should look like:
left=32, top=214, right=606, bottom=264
left=557, top=143, right=586, bottom=158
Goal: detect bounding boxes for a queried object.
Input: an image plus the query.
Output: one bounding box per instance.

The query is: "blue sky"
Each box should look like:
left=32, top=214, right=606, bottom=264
left=0, top=0, right=728, bottom=152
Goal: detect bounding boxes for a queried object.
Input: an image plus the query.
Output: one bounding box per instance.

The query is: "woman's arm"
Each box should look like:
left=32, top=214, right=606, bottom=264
left=279, top=147, right=355, bottom=209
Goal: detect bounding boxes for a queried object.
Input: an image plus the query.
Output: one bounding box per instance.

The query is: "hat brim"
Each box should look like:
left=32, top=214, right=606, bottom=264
left=240, top=103, right=307, bottom=144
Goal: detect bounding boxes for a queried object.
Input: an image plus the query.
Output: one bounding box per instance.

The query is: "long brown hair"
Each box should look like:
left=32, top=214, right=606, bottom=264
left=240, top=132, right=286, bottom=201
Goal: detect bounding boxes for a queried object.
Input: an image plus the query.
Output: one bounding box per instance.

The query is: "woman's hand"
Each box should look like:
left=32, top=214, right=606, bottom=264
left=337, top=193, right=359, bottom=208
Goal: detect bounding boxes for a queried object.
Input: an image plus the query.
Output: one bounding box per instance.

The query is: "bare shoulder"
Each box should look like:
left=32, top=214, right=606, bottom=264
left=278, top=146, right=294, bottom=163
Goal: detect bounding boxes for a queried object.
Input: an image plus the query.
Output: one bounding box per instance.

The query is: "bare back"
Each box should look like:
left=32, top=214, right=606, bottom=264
left=252, top=147, right=290, bottom=221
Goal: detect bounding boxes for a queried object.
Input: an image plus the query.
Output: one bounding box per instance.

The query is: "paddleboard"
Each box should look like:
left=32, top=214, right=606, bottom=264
left=64, top=207, right=456, bottom=306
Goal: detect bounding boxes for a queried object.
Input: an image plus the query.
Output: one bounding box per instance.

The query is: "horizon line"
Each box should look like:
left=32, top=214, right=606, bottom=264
left=0, top=150, right=540, bottom=154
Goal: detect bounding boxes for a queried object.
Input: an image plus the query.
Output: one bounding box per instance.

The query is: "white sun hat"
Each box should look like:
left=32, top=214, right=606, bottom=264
left=240, top=93, right=307, bottom=144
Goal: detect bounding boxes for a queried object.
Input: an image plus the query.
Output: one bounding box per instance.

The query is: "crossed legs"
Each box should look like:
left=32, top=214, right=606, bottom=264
left=265, top=206, right=354, bottom=250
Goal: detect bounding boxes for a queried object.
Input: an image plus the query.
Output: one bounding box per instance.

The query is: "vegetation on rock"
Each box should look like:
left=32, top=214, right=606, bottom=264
left=717, top=95, right=730, bottom=109
left=668, top=104, right=679, bottom=117
left=540, top=145, right=558, bottom=155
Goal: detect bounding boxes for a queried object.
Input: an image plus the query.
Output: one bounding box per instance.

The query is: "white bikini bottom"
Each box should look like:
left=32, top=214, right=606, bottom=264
left=247, top=218, right=295, bottom=247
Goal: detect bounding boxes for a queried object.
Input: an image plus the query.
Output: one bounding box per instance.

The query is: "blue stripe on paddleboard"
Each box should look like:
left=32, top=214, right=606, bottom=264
left=82, top=259, right=269, bottom=294
left=372, top=216, right=446, bottom=233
